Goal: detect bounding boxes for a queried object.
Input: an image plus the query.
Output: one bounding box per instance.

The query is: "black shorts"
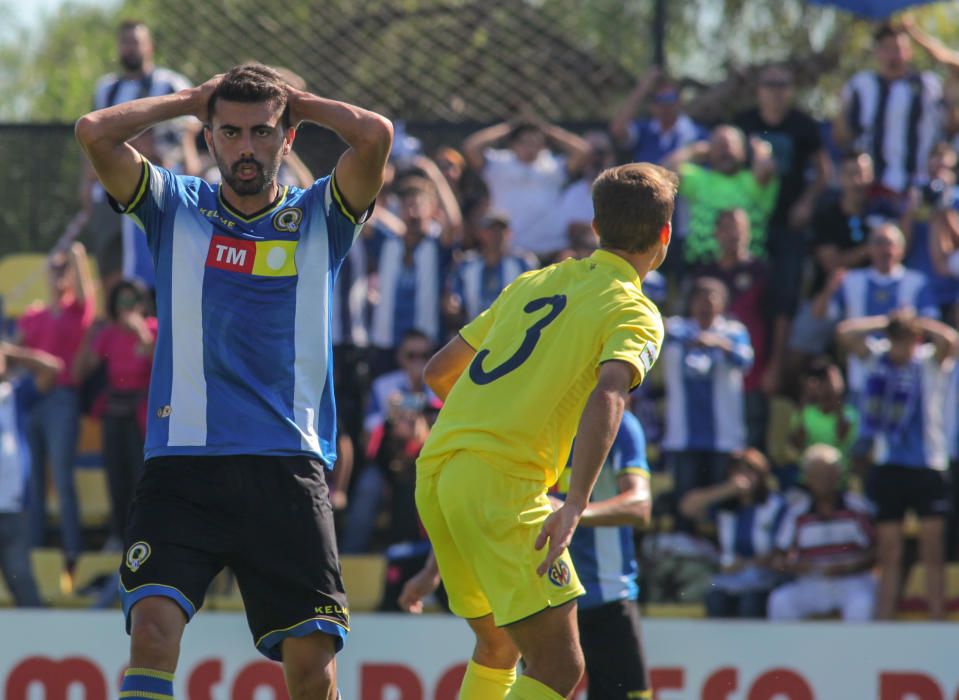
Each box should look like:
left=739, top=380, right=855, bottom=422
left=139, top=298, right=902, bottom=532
left=869, top=465, right=951, bottom=523
left=577, top=598, right=649, bottom=699
left=119, top=455, right=348, bottom=661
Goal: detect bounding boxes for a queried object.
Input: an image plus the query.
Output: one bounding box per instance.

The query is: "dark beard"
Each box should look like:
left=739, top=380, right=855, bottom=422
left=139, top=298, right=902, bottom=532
left=120, top=55, right=144, bottom=72
left=218, top=156, right=280, bottom=196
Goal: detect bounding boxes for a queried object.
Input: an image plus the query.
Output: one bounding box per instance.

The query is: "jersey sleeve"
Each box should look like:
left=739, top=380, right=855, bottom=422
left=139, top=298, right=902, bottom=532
left=323, top=171, right=373, bottom=266
left=723, top=322, right=754, bottom=369
left=458, top=270, right=526, bottom=349
left=459, top=301, right=496, bottom=349
left=609, top=414, right=649, bottom=477
left=113, top=159, right=183, bottom=256
left=599, top=301, right=665, bottom=388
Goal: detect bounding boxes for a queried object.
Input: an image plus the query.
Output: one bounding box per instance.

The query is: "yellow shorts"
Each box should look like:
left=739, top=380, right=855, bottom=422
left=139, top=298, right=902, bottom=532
left=415, top=451, right=584, bottom=626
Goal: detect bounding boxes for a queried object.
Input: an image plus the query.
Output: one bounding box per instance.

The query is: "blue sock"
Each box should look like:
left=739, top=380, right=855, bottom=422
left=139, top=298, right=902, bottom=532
left=119, top=667, right=174, bottom=699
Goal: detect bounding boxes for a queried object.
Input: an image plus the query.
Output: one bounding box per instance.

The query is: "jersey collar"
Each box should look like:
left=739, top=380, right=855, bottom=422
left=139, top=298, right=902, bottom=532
left=589, top=249, right=642, bottom=284
left=217, top=184, right=289, bottom=223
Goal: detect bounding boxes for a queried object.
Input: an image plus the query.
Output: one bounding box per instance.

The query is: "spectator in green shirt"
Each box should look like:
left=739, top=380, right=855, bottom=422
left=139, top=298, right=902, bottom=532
left=787, top=357, right=859, bottom=490
left=665, top=125, right=779, bottom=265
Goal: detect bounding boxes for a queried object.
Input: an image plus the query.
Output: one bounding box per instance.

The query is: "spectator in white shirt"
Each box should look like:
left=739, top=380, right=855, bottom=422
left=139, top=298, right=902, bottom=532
left=463, top=118, right=590, bottom=261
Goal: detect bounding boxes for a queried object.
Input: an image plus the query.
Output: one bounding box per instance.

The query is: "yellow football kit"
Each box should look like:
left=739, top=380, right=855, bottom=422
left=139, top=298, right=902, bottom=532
left=416, top=249, right=664, bottom=625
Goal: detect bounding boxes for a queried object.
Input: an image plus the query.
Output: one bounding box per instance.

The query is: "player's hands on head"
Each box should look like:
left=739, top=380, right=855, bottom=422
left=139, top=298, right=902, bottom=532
left=285, top=86, right=307, bottom=130
left=191, top=74, right=225, bottom=124
left=534, top=503, right=581, bottom=577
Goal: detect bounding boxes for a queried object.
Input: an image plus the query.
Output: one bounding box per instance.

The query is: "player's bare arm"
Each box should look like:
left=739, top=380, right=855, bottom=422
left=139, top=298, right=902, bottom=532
left=286, top=87, right=393, bottom=216
left=423, top=335, right=477, bottom=401
left=398, top=551, right=441, bottom=614
left=75, top=75, right=222, bottom=207
left=576, top=472, right=652, bottom=528
left=535, top=359, right=634, bottom=576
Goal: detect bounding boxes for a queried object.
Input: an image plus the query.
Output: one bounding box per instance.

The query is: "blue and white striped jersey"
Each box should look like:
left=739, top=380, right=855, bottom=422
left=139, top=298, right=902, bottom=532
left=555, top=411, right=648, bottom=610
left=860, top=340, right=950, bottom=470
left=662, top=316, right=754, bottom=452
left=449, top=252, right=533, bottom=322
left=121, top=161, right=366, bottom=466
left=829, top=267, right=939, bottom=321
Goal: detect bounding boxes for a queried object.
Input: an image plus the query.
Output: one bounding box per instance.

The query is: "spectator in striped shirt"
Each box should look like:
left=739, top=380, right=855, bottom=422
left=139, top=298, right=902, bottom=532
left=768, top=444, right=877, bottom=622
left=813, top=222, right=938, bottom=398
left=834, top=22, right=942, bottom=195
left=680, top=449, right=788, bottom=618
left=442, top=211, right=535, bottom=328
left=662, top=277, right=754, bottom=532
left=837, top=310, right=958, bottom=620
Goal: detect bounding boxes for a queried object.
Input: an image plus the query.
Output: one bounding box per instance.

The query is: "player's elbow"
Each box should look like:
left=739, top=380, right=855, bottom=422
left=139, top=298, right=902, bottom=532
left=358, top=115, right=394, bottom=159
left=422, top=355, right=445, bottom=395
left=75, top=113, right=106, bottom=152
left=631, top=498, right=652, bottom=528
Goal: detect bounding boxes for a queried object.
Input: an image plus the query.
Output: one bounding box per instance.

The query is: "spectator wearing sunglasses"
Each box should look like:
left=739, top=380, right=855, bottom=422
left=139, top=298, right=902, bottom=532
left=609, top=67, right=706, bottom=168
left=15, top=243, right=96, bottom=577
left=734, top=64, right=832, bottom=324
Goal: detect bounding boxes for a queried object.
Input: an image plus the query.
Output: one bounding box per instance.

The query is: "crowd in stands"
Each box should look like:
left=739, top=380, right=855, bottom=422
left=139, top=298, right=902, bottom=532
left=4, top=19, right=959, bottom=622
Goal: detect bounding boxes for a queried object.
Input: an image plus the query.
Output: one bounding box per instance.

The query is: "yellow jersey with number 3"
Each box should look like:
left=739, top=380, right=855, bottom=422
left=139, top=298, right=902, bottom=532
left=418, top=249, right=664, bottom=486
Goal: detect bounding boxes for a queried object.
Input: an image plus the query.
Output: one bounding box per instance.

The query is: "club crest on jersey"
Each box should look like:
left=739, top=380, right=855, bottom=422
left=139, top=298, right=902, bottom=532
left=273, top=207, right=303, bottom=233
left=548, top=559, right=572, bottom=587
left=125, top=541, right=152, bottom=572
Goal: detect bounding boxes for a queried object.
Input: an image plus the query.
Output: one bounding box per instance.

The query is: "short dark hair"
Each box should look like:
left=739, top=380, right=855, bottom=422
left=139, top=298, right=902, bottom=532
left=506, top=121, right=543, bottom=144
left=118, top=19, right=148, bottom=34
left=208, top=63, right=290, bottom=128
left=729, top=448, right=771, bottom=503
left=591, top=163, right=677, bottom=253
left=887, top=309, right=921, bottom=342
left=874, top=22, right=906, bottom=44
left=689, top=276, right=729, bottom=310
left=839, top=149, right=871, bottom=165
left=395, top=175, right=437, bottom=202
left=106, top=279, right=148, bottom=321
left=400, top=329, right=431, bottom=346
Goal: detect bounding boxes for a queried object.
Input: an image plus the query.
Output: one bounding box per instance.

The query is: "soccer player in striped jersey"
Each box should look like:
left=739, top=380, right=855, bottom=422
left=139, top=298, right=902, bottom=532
left=76, top=63, right=392, bottom=699
left=414, top=163, right=672, bottom=700
left=551, top=410, right=652, bottom=699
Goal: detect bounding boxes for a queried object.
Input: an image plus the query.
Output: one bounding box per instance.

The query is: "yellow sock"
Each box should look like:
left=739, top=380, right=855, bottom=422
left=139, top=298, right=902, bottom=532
left=504, top=674, right=564, bottom=700
left=460, top=660, right=517, bottom=700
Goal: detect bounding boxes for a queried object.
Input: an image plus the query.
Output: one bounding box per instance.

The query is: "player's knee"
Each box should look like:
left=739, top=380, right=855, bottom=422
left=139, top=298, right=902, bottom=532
left=285, top=663, right=335, bottom=700
left=527, top=643, right=584, bottom=696
left=473, top=635, right=521, bottom=669
left=129, top=610, right=182, bottom=668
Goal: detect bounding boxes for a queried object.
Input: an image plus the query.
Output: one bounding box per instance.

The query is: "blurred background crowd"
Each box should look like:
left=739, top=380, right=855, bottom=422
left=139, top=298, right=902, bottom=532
left=4, top=0, right=959, bottom=622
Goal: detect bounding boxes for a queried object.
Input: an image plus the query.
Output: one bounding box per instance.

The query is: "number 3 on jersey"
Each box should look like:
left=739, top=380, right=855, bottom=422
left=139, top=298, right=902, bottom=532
left=469, top=295, right=567, bottom=385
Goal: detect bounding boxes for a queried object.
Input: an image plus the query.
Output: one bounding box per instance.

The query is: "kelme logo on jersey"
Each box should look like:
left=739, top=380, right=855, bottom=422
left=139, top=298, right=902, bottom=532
left=273, top=207, right=303, bottom=233
left=548, top=559, right=572, bottom=587
left=205, top=235, right=298, bottom=277
left=125, top=541, right=152, bottom=572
